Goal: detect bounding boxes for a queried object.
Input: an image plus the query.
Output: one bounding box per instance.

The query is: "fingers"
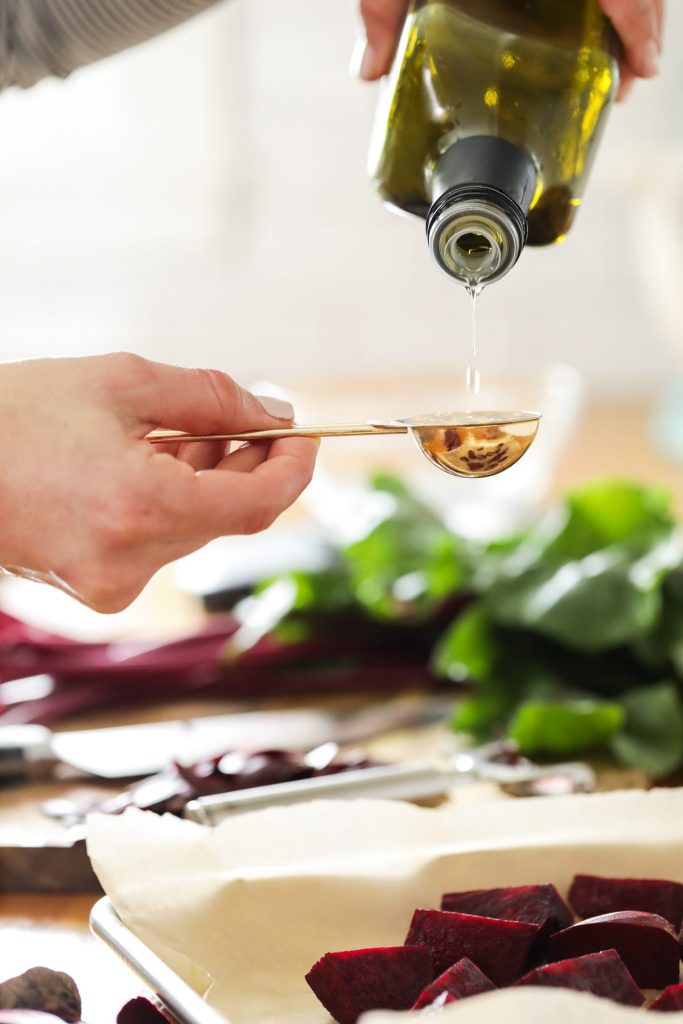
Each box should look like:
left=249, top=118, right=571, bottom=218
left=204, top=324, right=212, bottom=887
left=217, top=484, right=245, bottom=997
left=357, top=0, right=410, bottom=80
left=190, top=437, right=319, bottom=537
left=176, top=439, right=228, bottom=472
left=600, top=0, right=662, bottom=80
left=616, top=66, right=636, bottom=101
left=99, top=352, right=295, bottom=437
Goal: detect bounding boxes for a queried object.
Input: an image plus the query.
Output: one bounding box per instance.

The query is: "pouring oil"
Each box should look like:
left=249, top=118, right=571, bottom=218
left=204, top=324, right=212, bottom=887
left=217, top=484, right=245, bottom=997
left=465, top=284, right=481, bottom=397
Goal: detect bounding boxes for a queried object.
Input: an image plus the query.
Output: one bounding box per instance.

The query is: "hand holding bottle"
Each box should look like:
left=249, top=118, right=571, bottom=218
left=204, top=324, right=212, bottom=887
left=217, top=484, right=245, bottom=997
left=357, top=0, right=664, bottom=99
left=0, top=354, right=318, bottom=612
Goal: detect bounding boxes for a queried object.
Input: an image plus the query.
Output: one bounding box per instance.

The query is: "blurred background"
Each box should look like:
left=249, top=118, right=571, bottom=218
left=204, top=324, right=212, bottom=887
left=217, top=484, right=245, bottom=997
left=0, top=0, right=681, bottom=634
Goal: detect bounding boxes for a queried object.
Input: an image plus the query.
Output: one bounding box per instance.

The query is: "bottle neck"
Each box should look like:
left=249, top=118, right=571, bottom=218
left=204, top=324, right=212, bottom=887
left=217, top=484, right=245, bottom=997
left=426, top=136, right=537, bottom=287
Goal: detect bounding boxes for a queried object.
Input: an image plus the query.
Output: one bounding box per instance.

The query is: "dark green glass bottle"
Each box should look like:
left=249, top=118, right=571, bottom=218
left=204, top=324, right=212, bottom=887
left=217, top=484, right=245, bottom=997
left=369, top=0, right=620, bottom=286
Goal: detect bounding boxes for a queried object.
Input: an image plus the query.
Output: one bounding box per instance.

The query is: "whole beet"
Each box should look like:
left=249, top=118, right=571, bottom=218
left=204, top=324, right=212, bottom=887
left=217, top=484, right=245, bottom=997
left=0, top=970, right=80, bottom=1024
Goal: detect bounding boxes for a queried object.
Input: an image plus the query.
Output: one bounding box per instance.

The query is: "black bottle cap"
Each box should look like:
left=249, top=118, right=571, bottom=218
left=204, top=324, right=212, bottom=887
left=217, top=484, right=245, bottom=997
left=430, top=135, right=538, bottom=213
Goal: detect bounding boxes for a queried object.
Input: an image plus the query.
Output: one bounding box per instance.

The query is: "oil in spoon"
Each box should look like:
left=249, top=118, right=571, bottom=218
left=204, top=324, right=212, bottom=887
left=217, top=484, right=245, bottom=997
left=402, top=411, right=540, bottom=478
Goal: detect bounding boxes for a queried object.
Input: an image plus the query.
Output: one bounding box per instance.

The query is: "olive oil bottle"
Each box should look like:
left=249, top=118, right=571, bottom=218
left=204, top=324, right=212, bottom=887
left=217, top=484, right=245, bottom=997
left=369, top=0, right=620, bottom=287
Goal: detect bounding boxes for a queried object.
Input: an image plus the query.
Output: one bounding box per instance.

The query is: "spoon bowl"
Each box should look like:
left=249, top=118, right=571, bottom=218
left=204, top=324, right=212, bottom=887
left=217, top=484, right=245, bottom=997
left=396, top=410, right=541, bottom=478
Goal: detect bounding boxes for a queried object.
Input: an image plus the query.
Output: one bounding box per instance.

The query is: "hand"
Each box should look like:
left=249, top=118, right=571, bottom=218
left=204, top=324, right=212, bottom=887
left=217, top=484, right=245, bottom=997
left=357, top=0, right=664, bottom=100
left=0, top=354, right=318, bottom=612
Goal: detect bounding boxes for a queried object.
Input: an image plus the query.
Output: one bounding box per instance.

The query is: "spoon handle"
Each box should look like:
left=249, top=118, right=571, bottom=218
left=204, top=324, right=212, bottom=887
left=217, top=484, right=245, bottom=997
left=147, top=422, right=408, bottom=444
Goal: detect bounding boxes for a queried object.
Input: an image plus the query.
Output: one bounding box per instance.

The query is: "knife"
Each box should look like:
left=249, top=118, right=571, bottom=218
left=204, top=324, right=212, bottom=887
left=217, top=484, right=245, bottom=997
left=0, top=696, right=453, bottom=781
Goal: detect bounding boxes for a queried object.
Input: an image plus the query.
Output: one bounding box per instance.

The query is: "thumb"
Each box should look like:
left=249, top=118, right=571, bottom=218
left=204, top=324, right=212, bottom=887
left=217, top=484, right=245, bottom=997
left=106, top=354, right=294, bottom=436
left=358, top=0, right=409, bottom=80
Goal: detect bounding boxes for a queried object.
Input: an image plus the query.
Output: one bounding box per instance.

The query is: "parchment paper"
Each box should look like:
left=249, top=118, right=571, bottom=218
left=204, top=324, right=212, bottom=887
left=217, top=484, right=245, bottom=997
left=87, top=788, right=683, bottom=1024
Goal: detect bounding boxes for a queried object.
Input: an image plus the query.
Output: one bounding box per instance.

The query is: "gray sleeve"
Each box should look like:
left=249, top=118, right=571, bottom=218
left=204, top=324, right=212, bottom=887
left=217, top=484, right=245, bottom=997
left=0, top=0, right=221, bottom=90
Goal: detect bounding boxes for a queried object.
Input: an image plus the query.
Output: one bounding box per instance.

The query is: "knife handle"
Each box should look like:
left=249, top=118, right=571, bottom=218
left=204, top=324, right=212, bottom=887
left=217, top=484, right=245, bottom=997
left=183, top=761, right=453, bottom=824
left=0, top=724, right=56, bottom=780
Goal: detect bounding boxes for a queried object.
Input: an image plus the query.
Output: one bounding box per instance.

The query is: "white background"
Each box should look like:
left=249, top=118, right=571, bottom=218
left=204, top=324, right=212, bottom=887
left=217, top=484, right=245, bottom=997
left=0, top=0, right=681, bottom=397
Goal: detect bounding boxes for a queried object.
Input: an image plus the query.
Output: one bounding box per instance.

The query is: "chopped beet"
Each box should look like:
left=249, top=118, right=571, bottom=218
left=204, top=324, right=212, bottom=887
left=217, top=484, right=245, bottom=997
left=650, top=984, right=683, bottom=1012
left=412, top=958, right=496, bottom=1010
left=305, top=946, right=433, bottom=1024
left=569, top=875, right=683, bottom=928
left=514, top=949, right=643, bottom=1006
left=440, top=884, right=572, bottom=941
left=116, top=999, right=171, bottom=1024
left=404, top=909, right=539, bottom=986
left=548, top=911, right=679, bottom=989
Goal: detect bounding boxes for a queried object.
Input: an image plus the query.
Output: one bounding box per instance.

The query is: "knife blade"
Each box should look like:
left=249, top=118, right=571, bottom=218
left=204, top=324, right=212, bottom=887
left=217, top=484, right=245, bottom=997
left=0, top=696, right=453, bottom=781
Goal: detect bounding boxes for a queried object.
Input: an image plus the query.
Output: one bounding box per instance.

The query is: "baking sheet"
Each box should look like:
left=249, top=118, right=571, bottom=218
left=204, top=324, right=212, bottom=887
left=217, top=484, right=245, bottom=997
left=87, top=789, right=683, bottom=1024
left=91, top=898, right=224, bottom=1024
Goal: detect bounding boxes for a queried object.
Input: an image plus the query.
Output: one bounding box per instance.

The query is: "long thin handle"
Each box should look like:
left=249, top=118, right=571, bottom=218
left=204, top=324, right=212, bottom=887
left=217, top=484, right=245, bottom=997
left=148, top=422, right=408, bottom=444
left=183, top=761, right=454, bottom=823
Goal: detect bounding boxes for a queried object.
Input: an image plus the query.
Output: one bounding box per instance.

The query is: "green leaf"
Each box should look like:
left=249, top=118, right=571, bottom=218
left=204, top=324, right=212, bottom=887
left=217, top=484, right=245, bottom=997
left=543, top=479, right=674, bottom=561
left=635, top=569, right=683, bottom=675
left=432, top=605, right=497, bottom=682
left=509, top=699, right=625, bottom=757
left=343, top=476, right=465, bottom=620
left=452, top=690, right=511, bottom=739
left=485, top=532, right=681, bottom=651
left=611, top=682, right=683, bottom=777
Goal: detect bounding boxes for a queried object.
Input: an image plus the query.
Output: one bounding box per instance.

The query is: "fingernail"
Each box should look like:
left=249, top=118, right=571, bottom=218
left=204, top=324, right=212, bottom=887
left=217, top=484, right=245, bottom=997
left=349, top=37, right=377, bottom=81
left=349, top=37, right=367, bottom=78
left=257, top=394, right=295, bottom=420
left=359, top=41, right=379, bottom=81
left=640, top=39, right=659, bottom=76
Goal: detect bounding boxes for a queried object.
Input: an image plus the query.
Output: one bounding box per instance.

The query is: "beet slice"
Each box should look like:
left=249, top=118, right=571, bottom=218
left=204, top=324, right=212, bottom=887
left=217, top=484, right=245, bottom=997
left=305, top=946, right=433, bottom=1024
left=548, top=911, right=680, bottom=989
left=441, top=884, right=572, bottom=939
left=412, top=958, right=496, bottom=1010
left=116, top=999, right=172, bottom=1024
left=569, top=875, right=683, bottom=928
left=650, top=984, right=683, bottom=1012
left=514, top=949, right=643, bottom=1006
left=404, top=909, right=539, bottom=986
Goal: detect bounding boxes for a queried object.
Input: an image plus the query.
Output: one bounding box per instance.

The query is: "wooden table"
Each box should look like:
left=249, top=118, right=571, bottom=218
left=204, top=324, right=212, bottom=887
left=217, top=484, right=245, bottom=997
left=0, top=398, right=679, bottom=1021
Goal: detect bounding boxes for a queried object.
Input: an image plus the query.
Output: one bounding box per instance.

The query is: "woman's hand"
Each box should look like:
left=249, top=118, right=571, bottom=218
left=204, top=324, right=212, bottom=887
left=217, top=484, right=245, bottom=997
left=357, top=0, right=664, bottom=99
left=0, top=353, right=318, bottom=612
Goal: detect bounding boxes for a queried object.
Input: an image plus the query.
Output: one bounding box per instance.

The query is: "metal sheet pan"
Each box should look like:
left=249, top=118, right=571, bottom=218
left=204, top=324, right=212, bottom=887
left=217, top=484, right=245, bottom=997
left=90, top=897, right=228, bottom=1024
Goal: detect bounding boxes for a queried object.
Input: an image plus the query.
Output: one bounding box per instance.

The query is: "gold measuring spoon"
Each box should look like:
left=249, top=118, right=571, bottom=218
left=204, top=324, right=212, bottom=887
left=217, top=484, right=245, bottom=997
left=148, top=410, right=541, bottom=479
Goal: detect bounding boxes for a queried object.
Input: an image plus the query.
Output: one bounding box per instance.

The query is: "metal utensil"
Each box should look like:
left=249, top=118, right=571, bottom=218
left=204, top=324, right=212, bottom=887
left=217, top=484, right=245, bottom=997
left=184, top=742, right=595, bottom=824
left=148, top=411, right=541, bottom=480
left=0, top=696, right=452, bottom=781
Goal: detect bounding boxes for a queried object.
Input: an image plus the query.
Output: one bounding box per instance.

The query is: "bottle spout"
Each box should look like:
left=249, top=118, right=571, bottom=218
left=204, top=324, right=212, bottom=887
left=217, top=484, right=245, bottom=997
left=426, top=136, right=537, bottom=286
left=427, top=189, right=527, bottom=286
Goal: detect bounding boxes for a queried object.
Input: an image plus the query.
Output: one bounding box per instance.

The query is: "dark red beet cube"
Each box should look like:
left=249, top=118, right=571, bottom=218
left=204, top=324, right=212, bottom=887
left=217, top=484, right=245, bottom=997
left=117, top=999, right=172, bottom=1024
left=441, top=884, right=572, bottom=939
left=404, top=909, right=539, bottom=986
left=650, top=984, right=683, bottom=1012
left=514, top=949, right=643, bottom=1006
left=569, top=875, right=683, bottom=928
left=305, top=946, right=433, bottom=1024
left=412, top=958, right=496, bottom=1010
left=548, top=911, right=679, bottom=989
